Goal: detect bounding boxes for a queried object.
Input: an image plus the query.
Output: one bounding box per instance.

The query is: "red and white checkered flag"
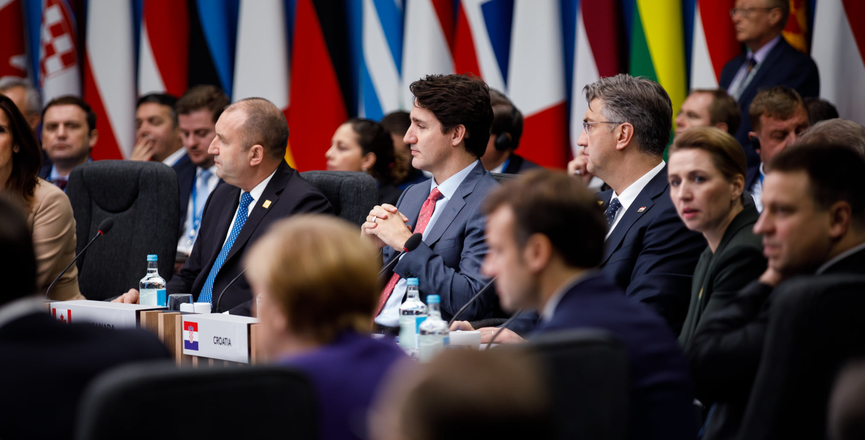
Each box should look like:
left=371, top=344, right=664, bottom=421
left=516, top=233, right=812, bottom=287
left=38, top=0, right=80, bottom=103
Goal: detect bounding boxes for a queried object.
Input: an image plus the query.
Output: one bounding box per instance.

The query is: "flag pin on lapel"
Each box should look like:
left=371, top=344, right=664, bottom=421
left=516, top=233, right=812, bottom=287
left=597, top=201, right=604, bottom=206
left=637, top=207, right=646, bottom=212
left=262, top=200, right=272, bottom=209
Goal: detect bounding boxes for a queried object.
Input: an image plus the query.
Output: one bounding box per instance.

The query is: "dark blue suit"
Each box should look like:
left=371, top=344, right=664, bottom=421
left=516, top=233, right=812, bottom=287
left=382, top=161, right=498, bottom=322
left=278, top=331, right=406, bottom=440
left=599, top=166, right=706, bottom=333
left=533, top=273, right=697, bottom=440
left=720, top=37, right=819, bottom=164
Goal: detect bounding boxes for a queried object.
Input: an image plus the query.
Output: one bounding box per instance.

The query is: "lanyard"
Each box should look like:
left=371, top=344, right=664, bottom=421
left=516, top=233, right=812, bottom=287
left=186, top=174, right=207, bottom=247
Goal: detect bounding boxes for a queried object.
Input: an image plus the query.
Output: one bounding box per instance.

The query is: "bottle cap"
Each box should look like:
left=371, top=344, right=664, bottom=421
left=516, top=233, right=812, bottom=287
left=146, top=254, right=158, bottom=262
left=407, top=278, right=419, bottom=286
left=427, top=295, right=440, bottom=304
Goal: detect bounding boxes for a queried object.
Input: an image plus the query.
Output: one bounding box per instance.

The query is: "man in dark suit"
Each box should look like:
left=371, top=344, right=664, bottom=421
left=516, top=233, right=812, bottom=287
left=576, top=74, right=705, bottom=332
left=720, top=0, right=819, bottom=162
left=480, top=89, right=540, bottom=174
left=476, top=170, right=696, bottom=440
left=173, top=86, right=229, bottom=271
left=742, top=86, right=810, bottom=212
left=117, top=98, right=333, bottom=315
left=689, top=144, right=865, bottom=440
left=0, top=197, right=170, bottom=440
left=39, top=96, right=97, bottom=190
left=364, top=74, right=497, bottom=326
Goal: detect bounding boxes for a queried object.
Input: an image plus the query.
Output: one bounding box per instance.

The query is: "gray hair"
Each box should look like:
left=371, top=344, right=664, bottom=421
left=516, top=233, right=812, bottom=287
left=796, top=119, right=865, bottom=159
left=583, top=74, right=672, bottom=157
left=0, top=77, right=42, bottom=115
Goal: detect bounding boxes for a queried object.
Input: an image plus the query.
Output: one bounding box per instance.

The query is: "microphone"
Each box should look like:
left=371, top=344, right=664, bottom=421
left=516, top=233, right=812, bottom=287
left=486, top=309, right=523, bottom=349
left=45, top=218, right=114, bottom=299
left=447, top=276, right=497, bottom=327
left=377, top=233, right=423, bottom=277
left=215, top=267, right=248, bottom=314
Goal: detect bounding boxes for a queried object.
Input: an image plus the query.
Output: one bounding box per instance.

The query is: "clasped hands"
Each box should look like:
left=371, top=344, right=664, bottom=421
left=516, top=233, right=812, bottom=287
left=361, top=204, right=414, bottom=250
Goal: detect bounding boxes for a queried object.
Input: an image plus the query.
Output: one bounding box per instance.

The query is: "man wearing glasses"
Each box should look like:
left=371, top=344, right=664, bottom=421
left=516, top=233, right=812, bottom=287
left=721, top=0, right=819, bottom=163
left=575, top=74, right=705, bottom=334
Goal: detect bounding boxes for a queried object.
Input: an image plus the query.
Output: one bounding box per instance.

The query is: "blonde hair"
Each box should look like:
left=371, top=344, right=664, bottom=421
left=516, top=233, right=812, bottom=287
left=245, top=215, right=380, bottom=344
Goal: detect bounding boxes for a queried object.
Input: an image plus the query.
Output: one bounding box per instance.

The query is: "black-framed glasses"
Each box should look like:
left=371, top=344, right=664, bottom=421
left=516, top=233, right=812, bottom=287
left=582, top=121, right=623, bottom=133
left=730, top=6, right=778, bottom=18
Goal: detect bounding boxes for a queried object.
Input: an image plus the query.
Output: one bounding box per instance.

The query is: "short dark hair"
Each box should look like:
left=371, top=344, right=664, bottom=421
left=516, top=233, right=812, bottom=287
left=136, top=93, right=179, bottom=127
left=176, top=85, right=230, bottom=123
left=768, top=143, right=865, bottom=228
left=803, top=97, right=839, bottom=125
left=228, top=98, right=289, bottom=161
left=0, top=94, right=41, bottom=203
left=692, top=88, right=741, bottom=135
left=749, top=86, right=805, bottom=132
left=346, top=118, right=407, bottom=186
left=584, top=74, right=672, bottom=156
left=380, top=111, right=411, bottom=138
left=409, top=74, right=493, bottom=158
left=41, top=95, right=97, bottom=132
left=0, top=195, right=37, bottom=305
left=483, top=169, right=606, bottom=268
left=489, top=89, right=524, bottom=150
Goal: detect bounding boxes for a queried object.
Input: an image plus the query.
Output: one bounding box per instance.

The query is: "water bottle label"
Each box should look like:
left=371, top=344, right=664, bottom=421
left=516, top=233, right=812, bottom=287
left=415, top=316, right=427, bottom=332
left=139, top=288, right=157, bottom=306
left=156, top=289, right=167, bottom=307
left=443, top=336, right=449, bottom=346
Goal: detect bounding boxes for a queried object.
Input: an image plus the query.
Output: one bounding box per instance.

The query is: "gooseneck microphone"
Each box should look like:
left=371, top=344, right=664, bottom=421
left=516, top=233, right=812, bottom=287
left=45, top=218, right=114, bottom=299
left=486, top=309, right=524, bottom=349
left=447, top=277, right=497, bottom=327
left=215, top=268, right=247, bottom=314
left=377, top=233, right=424, bottom=278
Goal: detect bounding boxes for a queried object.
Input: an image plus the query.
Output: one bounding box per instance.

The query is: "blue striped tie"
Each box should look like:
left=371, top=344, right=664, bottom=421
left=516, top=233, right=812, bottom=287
left=199, top=192, right=254, bottom=304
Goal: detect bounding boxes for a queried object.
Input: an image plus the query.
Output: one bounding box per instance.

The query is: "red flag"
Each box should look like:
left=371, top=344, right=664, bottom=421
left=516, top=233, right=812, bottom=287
left=0, top=0, right=27, bottom=78
left=138, top=0, right=189, bottom=96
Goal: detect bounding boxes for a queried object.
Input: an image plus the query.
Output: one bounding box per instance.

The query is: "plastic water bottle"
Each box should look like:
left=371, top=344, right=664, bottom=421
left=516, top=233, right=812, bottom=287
left=399, top=278, right=427, bottom=352
left=139, top=255, right=167, bottom=306
left=418, top=295, right=449, bottom=362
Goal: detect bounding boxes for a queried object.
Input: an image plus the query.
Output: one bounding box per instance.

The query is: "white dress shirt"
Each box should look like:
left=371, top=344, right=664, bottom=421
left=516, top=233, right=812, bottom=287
left=222, top=169, right=277, bottom=247
left=161, top=149, right=187, bottom=167
left=177, top=165, right=220, bottom=254
left=605, top=161, right=666, bottom=239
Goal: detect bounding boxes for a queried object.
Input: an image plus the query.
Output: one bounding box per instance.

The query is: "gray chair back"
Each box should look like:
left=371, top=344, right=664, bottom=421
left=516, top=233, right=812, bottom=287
left=491, top=172, right=518, bottom=183
left=522, top=329, right=630, bottom=440
left=301, top=171, right=378, bottom=227
left=75, top=361, right=317, bottom=440
left=66, top=161, right=179, bottom=299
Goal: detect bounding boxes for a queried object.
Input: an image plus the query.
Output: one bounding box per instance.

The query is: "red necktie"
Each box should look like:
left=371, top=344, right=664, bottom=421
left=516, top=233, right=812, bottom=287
left=374, top=188, right=443, bottom=317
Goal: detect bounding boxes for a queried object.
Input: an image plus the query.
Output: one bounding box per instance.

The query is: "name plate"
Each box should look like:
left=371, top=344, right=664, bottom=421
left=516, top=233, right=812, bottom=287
left=180, top=314, right=259, bottom=363
left=48, top=300, right=165, bottom=329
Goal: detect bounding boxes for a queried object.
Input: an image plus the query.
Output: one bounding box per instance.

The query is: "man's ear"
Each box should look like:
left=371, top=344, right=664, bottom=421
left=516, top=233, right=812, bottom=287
left=714, top=122, right=729, bottom=134
left=88, top=129, right=99, bottom=149
left=615, top=123, right=635, bottom=151
left=523, top=233, right=552, bottom=274
left=828, top=200, right=853, bottom=240
left=249, top=144, right=265, bottom=166
left=767, top=7, right=783, bottom=28
left=450, top=124, right=467, bottom=147
left=749, top=132, right=761, bottom=153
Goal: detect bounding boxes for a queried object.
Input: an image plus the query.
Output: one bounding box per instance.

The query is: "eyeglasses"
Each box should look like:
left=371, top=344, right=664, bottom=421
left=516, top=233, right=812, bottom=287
left=582, top=121, right=623, bottom=133
left=729, top=6, right=778, bottom=18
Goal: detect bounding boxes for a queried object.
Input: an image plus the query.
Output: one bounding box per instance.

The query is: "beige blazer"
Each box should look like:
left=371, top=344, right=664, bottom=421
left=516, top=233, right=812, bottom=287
left=27, top=178, right=84, bottom=300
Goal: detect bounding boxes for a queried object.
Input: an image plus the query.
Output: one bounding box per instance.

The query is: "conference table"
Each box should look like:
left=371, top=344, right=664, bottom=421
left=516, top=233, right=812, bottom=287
left=46, top=300, right=261, bottom=366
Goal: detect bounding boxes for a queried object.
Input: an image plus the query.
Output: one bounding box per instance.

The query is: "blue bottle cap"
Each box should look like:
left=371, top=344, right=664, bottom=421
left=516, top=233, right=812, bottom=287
left=407, top=278, right=419, bottom=286
left=427, top=295, right=440, bottom=304
left=146, top=254, right=158, bottom=262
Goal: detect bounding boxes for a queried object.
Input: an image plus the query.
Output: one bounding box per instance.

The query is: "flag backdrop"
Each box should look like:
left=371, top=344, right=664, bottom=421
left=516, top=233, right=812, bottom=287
left=8, top=0, right=861, bottom=170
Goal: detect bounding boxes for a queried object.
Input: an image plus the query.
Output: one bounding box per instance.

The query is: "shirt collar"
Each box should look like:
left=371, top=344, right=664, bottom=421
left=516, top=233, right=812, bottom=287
left=748, top=35, right=782, bottom=64
left=162, top=149, right=187, bottom=167
left=430, top=160, right=478, bottom=201
left=197, top=164, right=218, bottom=178
left=817, top=242, right=865, bottom=274
left=246, top=168, right=278, bottom=202
left=610, top=161, right=666, bottom=211
left=541, top=270, right=596, bottom=322
left=50, top=157, right=92, bottom=180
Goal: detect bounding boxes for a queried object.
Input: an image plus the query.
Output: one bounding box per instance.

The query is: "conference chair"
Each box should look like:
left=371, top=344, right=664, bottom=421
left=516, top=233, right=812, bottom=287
left=491, top=172, right=518, bottom=183
left=66, top=161, right=179, bottom=300
left=75, top=361, right=317, bottom=440
left=738, top=274, right=865, bottom=440
left=521, top=328, right=630, bottom=440
left=301, top=171, right=378, bottom=227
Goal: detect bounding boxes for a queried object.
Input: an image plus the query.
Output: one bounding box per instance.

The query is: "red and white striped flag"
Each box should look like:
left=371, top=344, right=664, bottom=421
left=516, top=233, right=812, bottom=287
left=138, top=0, right=188, bottom=96
left=39, top=0, right=80, bottom=103
left=813, top=0, right=865, bottom=125
left=689, top=0, right=739, bottom=89
left=83, top=0, right=135, bottom=159
left=0, top=0, right=28, bottom=79
left=401, top=0, right=454, bottom=109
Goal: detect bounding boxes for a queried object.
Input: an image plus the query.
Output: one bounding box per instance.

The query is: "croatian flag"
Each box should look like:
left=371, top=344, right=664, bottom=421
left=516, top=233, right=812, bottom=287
left=39, top=0, right=80, bottom=104
left=183, top=321, right=199, bottom=351
left=52, top=307, right=71, bottom=323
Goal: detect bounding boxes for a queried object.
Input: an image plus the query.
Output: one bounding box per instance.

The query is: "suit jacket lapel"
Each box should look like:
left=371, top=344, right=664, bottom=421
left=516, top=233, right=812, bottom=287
left=601, top=166, right=668, bottom=265
left=423, top=162, right=484, bottom=246
left=225, top=164, right=290, bottom=263
left=743, top=38, right=788, bottom=99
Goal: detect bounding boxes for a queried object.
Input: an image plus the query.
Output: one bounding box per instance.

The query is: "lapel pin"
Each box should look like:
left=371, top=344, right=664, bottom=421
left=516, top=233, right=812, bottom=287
left=637, top=206, right=646, bottom=213
left=597, top=200, right=604, bottom=206
left=262, top=200, right=272, bottom=209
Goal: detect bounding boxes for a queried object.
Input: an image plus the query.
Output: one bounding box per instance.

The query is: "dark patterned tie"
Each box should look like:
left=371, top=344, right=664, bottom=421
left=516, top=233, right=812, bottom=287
left=54, top=178, right=67, bottom=191
left=605, top=197, right=622, bottom=228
